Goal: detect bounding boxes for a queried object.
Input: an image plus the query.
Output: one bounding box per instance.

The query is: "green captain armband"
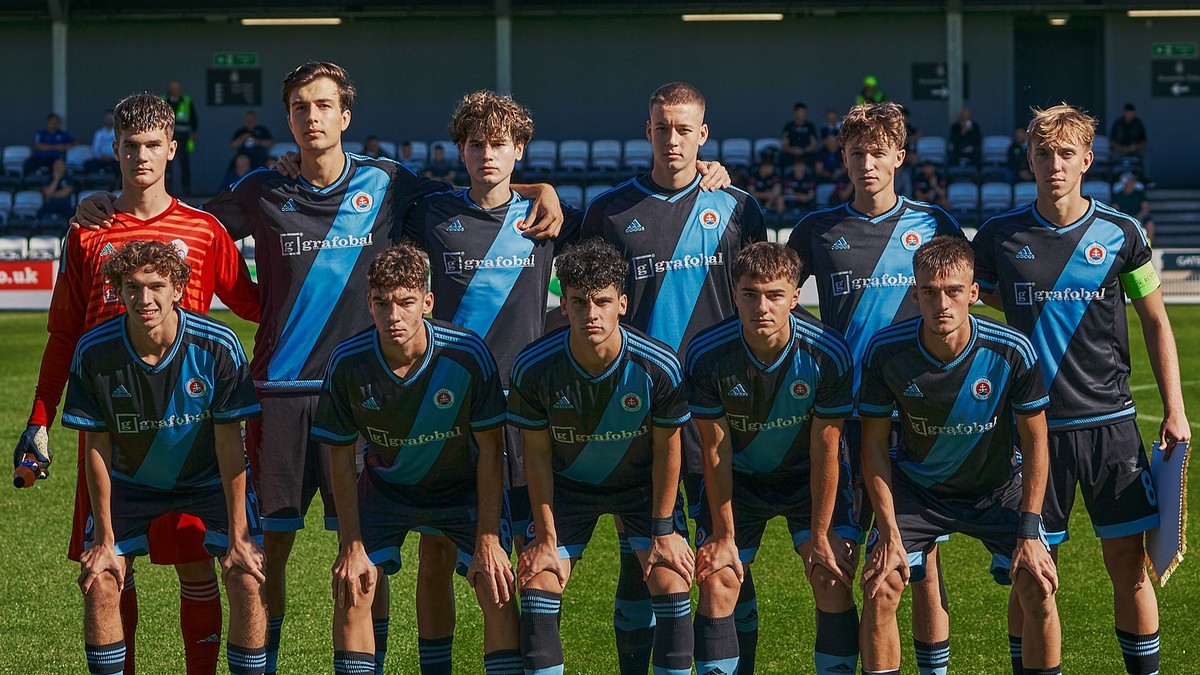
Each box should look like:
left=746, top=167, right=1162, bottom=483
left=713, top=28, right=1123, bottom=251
left=1119, top=261, right=1161, bottom=299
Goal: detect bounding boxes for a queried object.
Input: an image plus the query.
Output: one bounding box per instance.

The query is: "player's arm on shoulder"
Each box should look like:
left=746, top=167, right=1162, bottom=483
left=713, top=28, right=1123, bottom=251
left=511, top=182, right=564, bottom=240
left=696, top=159, right=731, bottom=191
left=70, top=191, right=118, bottom=230
left=1130, top=287, right=1190, bottom=452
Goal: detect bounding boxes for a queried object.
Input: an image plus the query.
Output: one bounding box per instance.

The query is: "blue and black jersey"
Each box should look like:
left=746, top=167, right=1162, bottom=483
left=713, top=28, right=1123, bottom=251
left=786, top=197, right=963, bottom=392
left=62, top=309, right=260, bottom=490
left=402, top=189, right=582, bottom=387
left=311, top=320, right=507, bottom=507
left=685, top=311, right=854, bottom=476
left=858, top=314, right=1049, bottom=498
left=508, top=326, right=691, bottom=491
left=973, top=199, right=1156, bottom=429
left=582, top=174, right=767, bottom=355
left=205, top=153, right=447, bottom=393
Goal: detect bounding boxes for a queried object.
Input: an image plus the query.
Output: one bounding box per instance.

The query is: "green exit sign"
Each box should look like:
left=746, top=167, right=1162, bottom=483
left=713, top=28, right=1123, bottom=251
left=213, top=52, right=259, bottom=67
left=1153, top=43, right=1197, bottom=58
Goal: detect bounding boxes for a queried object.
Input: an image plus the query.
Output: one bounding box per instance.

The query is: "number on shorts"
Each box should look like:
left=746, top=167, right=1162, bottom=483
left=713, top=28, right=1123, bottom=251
left=1140, top=471, right=1157, bottom=507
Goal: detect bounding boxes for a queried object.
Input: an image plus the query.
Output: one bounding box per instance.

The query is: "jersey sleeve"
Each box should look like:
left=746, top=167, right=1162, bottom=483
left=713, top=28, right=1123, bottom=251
left=785, top=216, right=814, bottom=285
left=30, top=232, right=89, bottom=427
left=469, top=349, right=508, bottom=431
left=553, top=203, right=586, bottom=254
left=580, top=199, right=607, bottom=239
left=1008, top=344, right=1050, bottom=415
left=935, top=209, right=966, bottom=238
left=208, top=217, right=261, bottom=323
left=813, top=338, right=855, bottom=419
left=311, top=362, right=360, bottom=444
left=396, top=194, right=433, bottom=247
left=391, top=164, right=452, bottom=224
left=684, top=350, right=724, bottom=419
left=507, top=372, right=548, bottom=430
left=739, top=194, right=768, bottom=245
left=971, top=223, right=999, bottom=293
left=651, top=358, right=691, bottom=429
left=856, top=342, right=896, bottom=418
left=209, top=335, right=261, bottom=423
left=60, top=350, right=106, bottom=431
left=203, top=171, right=265, bottom=240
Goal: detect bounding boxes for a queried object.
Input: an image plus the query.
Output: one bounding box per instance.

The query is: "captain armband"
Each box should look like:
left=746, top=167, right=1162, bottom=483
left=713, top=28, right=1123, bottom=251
left=1119, top=260, right=1161, bottom=300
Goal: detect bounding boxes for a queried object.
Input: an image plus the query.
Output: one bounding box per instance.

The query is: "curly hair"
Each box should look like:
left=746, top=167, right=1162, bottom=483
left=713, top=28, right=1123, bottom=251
left=113, top=93, right=175, bottom=139
left=554, top=238, right=629, bottom=297
left=913, top=235, right=974, bottom=279
left=732, top=242, right=803, bottom=286
left=282, top=61, right=356, bottom=111
left=839, top=101, right=907, bottom=152
left=367, top=243, right=429, bottom=293
left=448, top=90, right=534, bottom=148
left=104, top=240, right=191, bottom=290
left=1027, top=103, right=1096, bottom=153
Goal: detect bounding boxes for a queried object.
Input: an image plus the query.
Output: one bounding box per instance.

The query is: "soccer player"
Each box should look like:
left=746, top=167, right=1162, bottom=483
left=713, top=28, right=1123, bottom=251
left=583, top=81, right=765, bottom=673
left=509, top=238, right=695, bottom=675
left=972, top=104, right=1189, bottom=675
left=686, top=242, right=860, bottom=674
left=858, top=236, right=1061, bottom=675
left=311, top=244, right=519, bottom=675
left=15, top=92, right=260, bottom=675
left=62, top=240, right=266, bottom=675
left=786, top=101, right=963, bottom=675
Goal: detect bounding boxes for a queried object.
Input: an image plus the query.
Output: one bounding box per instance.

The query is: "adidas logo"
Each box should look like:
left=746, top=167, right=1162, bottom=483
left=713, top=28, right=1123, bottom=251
left=553, top=396, right=573, bottom=409
left=1016, top=245, right=1035, bottom=260
left=198, top=633, right=220, bottom=644
left=111, top=385, right=132, bottom=398
left=361, top=397, right=381, bottom=411
left=831, top=237, right=850, bottom=250
left=702, top=669, right=728, bottom=675
left=100, top=242, right=116, bottom=256
left=281, top=198, right=299, bottom=213
left=823, top=665, right=854, bottom=674
left=903, top=382, right=923, bottom=398
left=447, top=220, right=464, bottom=233
left=625, top=219, right=645, bottom=234
left=727, top=383, right=749, bottom=397
left=736, top=609, right=758, bottom=626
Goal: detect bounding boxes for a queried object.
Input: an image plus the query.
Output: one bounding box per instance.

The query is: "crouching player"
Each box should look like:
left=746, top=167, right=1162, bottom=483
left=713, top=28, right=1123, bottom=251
left=312, top=244, right=520, bottom=675
left=62, top=240, right=266, bottom=675
left=686, top=242, right=861, bottom=674
left=857, top=236, right=1061, bottom=675
left=509, top=238, right=694, bottom=675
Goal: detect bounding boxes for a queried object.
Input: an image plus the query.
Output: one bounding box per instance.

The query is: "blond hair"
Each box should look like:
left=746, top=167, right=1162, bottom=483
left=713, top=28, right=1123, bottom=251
left=1027, top=103, right=1096, bottom=151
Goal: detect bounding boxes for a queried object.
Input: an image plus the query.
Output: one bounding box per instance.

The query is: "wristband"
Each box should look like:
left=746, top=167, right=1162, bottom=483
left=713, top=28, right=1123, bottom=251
left=651, top=517, right=674, bottom=537
left=1017, top=511, right=1042, bottom=540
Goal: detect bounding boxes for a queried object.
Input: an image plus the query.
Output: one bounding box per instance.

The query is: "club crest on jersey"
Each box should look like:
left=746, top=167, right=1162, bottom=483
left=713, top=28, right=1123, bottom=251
left=185, top=378, right=208, bottom=398
left=901, top=230, right=923, bottom=251
left=170, top=238, right=189, bottom=259
left=972, top=378, right=993, bottom=401
left=621, top=393, right=643, bottom=412
left=351, top=191, right=373, bottom=213
left=790, top=380, right=812, bottom=399
left=512, top=217, right=526, bottom=233
left=434, top=388, right=455, bottom=409
left=1084, top=242, right=1107, bottom=265
left=699, top=208, right=721, bottom=229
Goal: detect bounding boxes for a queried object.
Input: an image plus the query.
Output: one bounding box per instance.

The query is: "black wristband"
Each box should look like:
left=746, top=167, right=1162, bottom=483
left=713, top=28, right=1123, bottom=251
left=1017, top=511, right=1042, bottom=540
left=650, top=517, right=674, bottom=537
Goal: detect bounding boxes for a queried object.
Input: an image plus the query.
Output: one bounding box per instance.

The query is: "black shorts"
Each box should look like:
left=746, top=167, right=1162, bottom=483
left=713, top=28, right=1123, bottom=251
left=246, top=394, right=336, bottom=532
left=695, top=469, right=860, bottom=564
left=89, top=478, right=262, bottom=558
left=361, top=474, right=513, bottom=576
left=1042, top=419, right=1159, bottom=544
left=525, top=481, right=686, bottom=560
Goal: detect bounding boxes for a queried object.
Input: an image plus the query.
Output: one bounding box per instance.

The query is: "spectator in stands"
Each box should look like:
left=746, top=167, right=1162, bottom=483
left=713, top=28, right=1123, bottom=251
left=25, top=113, right=77, bottom=175
left=814, top=134, right=844, bottom=182
left=39, top=157, right=77, bottom=221
left=423, top=143, right=457, bottom=182
left=748, top=154, right=783, bottom=221
left=856, top=74, right=887, bottom=105
left=397, top=141, right=422, bottom=173
left=913, top=159, right=948, bottom=209
left=832, top=168, right=854, bottom=204
left=83, top=109, right=119, bottom=176
left=1112, top=171, right=1154, bottom=241
left=780, top=102, right=818, bottom=167
left=820, top=107, right=841, bottom=140
left=222, top=153, right=253, bottom=188
left=1109, top=101, right=1147, bottom=171
left=228, top=110, right=274, bottom=169
left=163, top=80, right=197, bottom=195
left=362, top=135, right=390, bottom=159
left=949, top=106, right=982, bottom=167
left=1007, top=125, right=1033, bottom=183
left=782, top=159, right=817, bottom=215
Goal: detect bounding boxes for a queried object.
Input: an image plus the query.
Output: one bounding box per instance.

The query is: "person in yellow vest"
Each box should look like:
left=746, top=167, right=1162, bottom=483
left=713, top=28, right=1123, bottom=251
left=164, top=81, right=198, bottom=195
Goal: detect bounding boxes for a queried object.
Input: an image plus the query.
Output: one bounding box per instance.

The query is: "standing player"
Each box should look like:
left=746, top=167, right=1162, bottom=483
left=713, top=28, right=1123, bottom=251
left=686, top=243, right=860, bottom=675
left=858, top=236, right=1061, bottom=675
left=311, top=244, right=520, bottom=675
left=973, top=104, right=1189, bottom=675
left=509, top=238, right=695, bottom=675
left=15, top=92, right=259, bottom=675
left=62, top=240, right=266, bottom=675
left=583, top=81, right=765, bottom=673
left=786, top=101, right=963, bottom=675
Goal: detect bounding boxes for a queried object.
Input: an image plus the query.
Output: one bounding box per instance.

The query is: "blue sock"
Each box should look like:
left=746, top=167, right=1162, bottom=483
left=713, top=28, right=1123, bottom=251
left=418, top=635, right=454, bottom=675
left=914, top=638, right=949, bottom=675
left=1009, top=635, right=1023, bottom=675
left=228, top=643, right=267, bottom=675
left=520, top=589, right=564, bottom=674
left=814, top=607, right=859, bottom=674
left=333, top=650, right=375, bottom=674
left=614, top=535, right=655, bottom=675
left=1117, top=628, right=1161, bottom=674
left=734, top=567, right=759, bottom=675
left=85, top=640, right=125, bottom=675
left=650, top=592, right=692, bottom=675
left=265, top=615, right=284, bottom=674
left=693, top=613, right=738, bottom=675
left=373, top=617, right=389, bottom=675
left=483, top=649, right=523, bottom=675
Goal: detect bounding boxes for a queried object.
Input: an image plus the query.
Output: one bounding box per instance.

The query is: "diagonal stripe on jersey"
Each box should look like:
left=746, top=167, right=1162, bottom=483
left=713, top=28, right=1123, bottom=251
left=735, top=344, right=819, bottom=473
left=375, top=356, right=471, bottom=485
left=559, top=359, right=650, bottom=485
left=452, top=200, right=535, bottom=339
left=131, top=341, right=212, bottom=489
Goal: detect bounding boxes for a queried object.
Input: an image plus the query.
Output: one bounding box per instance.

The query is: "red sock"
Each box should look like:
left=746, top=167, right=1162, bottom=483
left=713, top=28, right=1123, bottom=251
left=180, top=577, right=222, bottom=675
left=120, top=571, right=138, bottom=675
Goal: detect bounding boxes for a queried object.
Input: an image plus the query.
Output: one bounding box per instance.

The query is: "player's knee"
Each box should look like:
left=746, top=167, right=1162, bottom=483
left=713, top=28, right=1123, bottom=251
left=174, top=559, right=216, bottom=582
left=417, top=535, right=458, bottom=584
left=808, top=566, right=854, bottom=608
left=865, top=573, right=906, bottom=612
left=523, top=570, right=566, bottom=593
left=1012, top=577, right=1055, bottom=619
left=1102, top=536, right=1150, bottom=590
left=81, top=572, right=122, bottom=607
left=262, top=531, right=296, bottom=568
left=698, top=568, right=740, bottom=615
left=647, top=566, right=690, bottom=595
left=224, top=566, right=266, bottom=606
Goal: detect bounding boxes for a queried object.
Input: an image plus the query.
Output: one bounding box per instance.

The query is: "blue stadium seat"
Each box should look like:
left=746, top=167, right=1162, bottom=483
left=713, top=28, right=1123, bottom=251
left=754, top=137, right=781, bottom=160
left=11, top=190, right=41, bottom=222
left=0, top=235, right=27, bottom=260
left=66, top=145, right=93, bottom=172
left=980, top=181, right=1013, bottom=219
left=2, top=146, right=31, bottom=176
left=623, top=139, right=652, bottom=172
left=1092, top=135, right=1111, bottom=168
left=590, top=140, right=621, bottom=173
left=721, top=138, right=753, bottom=168
left=557, top=140, right=589, bottom=174
left=584, top=183, right=612, bottom=207
left=981, top=135, right=1011, bottom=166
left=816, top=182, right=837, bottom=208
left=699, top=139, right=721, bottom=162
left=556, top=184, right=584, bottom=209
left=947, top=182, right=979, bottom=225
left=916, top=136, right=948, bottom=166
left=269, top=142, right=298, bottom=160
left=408, top=141, right=429, bottom=165
left=26, top=234, right=60, bottom=261
left=378, top=141, right=397, bottom=159
left=1014, top=181, right=1037, bottom=205
left=524, top=140, right=557, bottom=176
left=1082, top=180, right=1111, bottom=203
left=343, top=141, right=364, bottom=155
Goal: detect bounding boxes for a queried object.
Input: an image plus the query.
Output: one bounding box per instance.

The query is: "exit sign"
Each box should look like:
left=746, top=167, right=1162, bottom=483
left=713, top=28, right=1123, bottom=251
left=1153, top=43, right=1197, bottom=58
left=213, top=52, right=259, bottom=67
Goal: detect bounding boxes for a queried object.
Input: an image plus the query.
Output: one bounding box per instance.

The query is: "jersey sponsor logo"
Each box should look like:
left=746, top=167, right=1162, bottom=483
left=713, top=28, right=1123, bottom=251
left=621, top=393, right=643, bottom=412
left=625, top=218, right=645, bottom=234
left=279, top=231, right=374, bottom=256
left=351, top=191, right=373, bottom=213
left=727, top=383, right=749, bottom=397
left=553, top=395, right=573, bottom=409
left=433, top=388, right=455, bottom=409
left=790, top=379, right=812, bottom=399
left=365, top=425, right=462, bottom=448
left=1084, top=242, right=1108, bottom=265
left=728, top=412, right=810, bottom=433
left=1013, top=281, right=1106, bottom=305
left=100, top=242, right=116, bottom=257
left=442, top=251, right=536, bottom=276
left=446, top=219, right=464, bottom=233
left=169, top=238, right=189, bottom=259
left=829, top=270, right=915, bottom=297
left=115, top=410, right=212, bottom=434
left=551, top=424, right=648, bottom=444
left=280, top=198, right=299, bottom=213
left=903, top=382, right=924, bottom=398
left=699, top=209, right=721, bottom=229
left=185, top=377, right=208, bottom=398
left=1016, top=245, right=1035, bottom=260
left=906, top=413, right=998, bottom=437
left=360, top=396, right=381, bottom=411
left=831, top=236, right=851, bottom=251
left=111, top=384, right=132, bottom=398
left=971, top=377, right=993, bottom=401
left=631, top=252, right=726, bottom=281
left=901, top=230, right=923, bottom=251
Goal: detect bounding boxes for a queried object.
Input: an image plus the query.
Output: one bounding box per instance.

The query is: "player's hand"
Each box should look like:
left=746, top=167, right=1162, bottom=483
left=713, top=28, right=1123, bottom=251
left=331, top=541, right=377, bottom=609
left=520, top=184, right=564, bottom=240
left=1010, top=538, right=1058, bottom=597
left=70, top=191, right=118, bottom=231
left=696, top=160, right=732, bottom=191
left=271, top=151, right=301, bottom=179
left=861, top=529, right=909, bottom=599
left=78, top=542, right=124, bottom=595
left=805, top=533, right=854, bottom=589
left=517, top=537, right=566, bottom=589
left=696, top=535, right=743, bottom=584
left=645, top=532, right=695, bottom=583
left=1159, top=413, right=1191, bottom=461
left=467, top=533, right=515, bottom=608
left=13, top=424, right=51, bottom=475
left=222, top=535, right=266, bottom=585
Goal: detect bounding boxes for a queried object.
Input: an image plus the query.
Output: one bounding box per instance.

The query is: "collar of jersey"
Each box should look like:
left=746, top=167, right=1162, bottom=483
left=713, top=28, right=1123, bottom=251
left=1029, top=196, right=1096, bottom=235
left=845, top=195, right=906, bottom=223
left=739, top=314, right=799, bottom=373
left=297, top=152, right=353, bottom=194
left=564, top=325, right=627, bottom=382
left=372, top=319, right=435, bottom=386
left=633, top=173, right=701, bottom=203
left=110, top=198, right=179, bottom=228
left=460, top=188, right=523, bottom=214
left=121, top=307, right=187, bottom=374
left=916, top=314, right=978, bottom=370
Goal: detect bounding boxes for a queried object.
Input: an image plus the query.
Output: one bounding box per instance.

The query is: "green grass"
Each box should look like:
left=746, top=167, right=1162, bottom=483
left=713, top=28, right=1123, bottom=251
left=1, top=307, right=1198, bottom=674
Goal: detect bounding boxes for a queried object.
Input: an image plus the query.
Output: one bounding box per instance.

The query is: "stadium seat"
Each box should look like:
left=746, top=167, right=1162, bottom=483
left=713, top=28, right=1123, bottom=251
left=408, top=141, right=429, bottom=165
left=947, top=182, right=979, bottom=225
left=721, top=138, right=753, bottom=168
left=584, top=184, right=612, bottom=207
left=981, top=135, right=1011, bottom=166
left=623, top=139, right=652, bottom=172
left=699, top=139, right=720, bottom=162
left=378, top=141, right=397, bottom=159
left=11, top=190, right=42, bottom=221
left=0, top=235, right=27, bottom=260
left=754, top=137, right=782, bottom=160
left=343, top=141, right=364, bottom=154
left=556, top=184, right=584, bottom=209
left=66, top=145, right=94, bottom=172
left=524, top=140, right=557, bottom=175
left=26, top=235, right=60, bottom=260
left=1092, top=135, right=1111, bottom=168
left=437, top=143, right=460, bottom=167
left=557, top=140, right=589, bottom=174
left=1082, top=180, right=1111, bottom=203
left=1013, top=181, right=1037, bottom=205
left=590, top=140, right=621, bottom=173
left=2, top=146, right=31, bottom=176
left=816, top=183, right=837, bottom=208
left=0, top=189, right=12, bottom=212
left=916, top=136, right=948, bottom=166
left=980, top=181, right=1013, bottom=219
left=269, top=142, right=298, bottom=160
